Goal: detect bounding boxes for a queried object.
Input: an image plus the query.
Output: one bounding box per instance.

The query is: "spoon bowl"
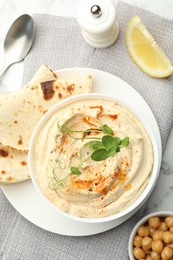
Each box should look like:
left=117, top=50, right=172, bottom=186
left=0, top=14, right=35, bottom=79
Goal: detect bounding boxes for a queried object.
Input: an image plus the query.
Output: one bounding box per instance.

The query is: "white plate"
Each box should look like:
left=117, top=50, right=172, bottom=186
left=1, top=68, right=162, bottom=236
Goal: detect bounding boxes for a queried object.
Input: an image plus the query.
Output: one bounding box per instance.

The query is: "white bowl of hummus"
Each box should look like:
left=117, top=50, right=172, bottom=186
left=28, top=93, right=160, bottom=224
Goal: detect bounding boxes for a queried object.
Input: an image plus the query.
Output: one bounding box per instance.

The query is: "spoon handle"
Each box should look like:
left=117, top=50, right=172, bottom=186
left=0, top=62, right=10, bottom=80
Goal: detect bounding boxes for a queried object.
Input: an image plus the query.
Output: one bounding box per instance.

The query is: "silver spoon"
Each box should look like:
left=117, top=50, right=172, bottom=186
left=0, top=14, right=35, bottom=79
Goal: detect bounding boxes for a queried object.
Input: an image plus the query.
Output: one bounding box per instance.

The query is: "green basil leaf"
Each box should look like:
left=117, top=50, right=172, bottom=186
left=107, top=148, right=117, bottom=157
left=102, top=135, right=118, bottom=149
left=119, top=136, right=129, bottom=148
left=100, top=124, right=113, bottom=135
left=91, top=149, right=109, bottom=161
left=70, top=166, right=81, bottom=175
left=91, top=141, right=104, bottom=150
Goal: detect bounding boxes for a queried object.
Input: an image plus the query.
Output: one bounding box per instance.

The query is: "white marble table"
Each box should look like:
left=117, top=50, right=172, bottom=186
left=0, top=0, right=173, bottom=215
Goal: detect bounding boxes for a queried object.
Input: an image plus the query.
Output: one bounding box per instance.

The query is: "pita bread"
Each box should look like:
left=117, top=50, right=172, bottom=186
left=0, top=64, right=92, bottom=184
left=0, top=145, right=29, bottom=184
left=27, top=64, right=57, bottom=86
left=0, top=69, right=92, bottom=152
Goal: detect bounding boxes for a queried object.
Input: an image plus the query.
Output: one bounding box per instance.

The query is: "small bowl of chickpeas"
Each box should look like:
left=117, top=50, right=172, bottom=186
left=129, top=211, right=173, bottom=260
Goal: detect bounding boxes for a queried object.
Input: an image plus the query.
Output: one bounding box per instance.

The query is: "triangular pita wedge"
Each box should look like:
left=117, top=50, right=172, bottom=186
left=27, top=64, right=58, bottom=85
left=0, top=68, right=92, bottom=152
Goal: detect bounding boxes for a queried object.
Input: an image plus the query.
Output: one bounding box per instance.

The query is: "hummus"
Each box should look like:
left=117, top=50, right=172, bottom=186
left=33, top=99, right=153, bottom=218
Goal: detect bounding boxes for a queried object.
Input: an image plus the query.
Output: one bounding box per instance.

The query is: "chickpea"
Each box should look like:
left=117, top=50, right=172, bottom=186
left=144, top=247, right=152, bottom=255
left=138, top=225, right=150, bottom=237
left=147, top=225, right=156, bottom=237
left=163, top=231, right=173, bottom=243
left=158, top=222, right=168, bottom=232
left=134, top=235, right=143, bottom=247
left=146, top=255, right=152, bottom=260
left=133, top=246, right=146, bottom=259
left=167, top=243, right=173, bottom=250
left=142, top=236, right=153, bottom=249
left=150, top=251, right=161, bottom=260
left=161, top=246, right=173, bottom=259
left=149, top=217, right=161, bottom=228
left=165, top=217, right=173, bottom=228
left=152, top=240, right=163, bottom=254
left=170, top=227, right=173, bottom=233
left=153, top=231, right=163, bottom=241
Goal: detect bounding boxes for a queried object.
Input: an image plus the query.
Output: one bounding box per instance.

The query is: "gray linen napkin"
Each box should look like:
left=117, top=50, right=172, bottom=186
left=1, top=1, right=173, bottom=259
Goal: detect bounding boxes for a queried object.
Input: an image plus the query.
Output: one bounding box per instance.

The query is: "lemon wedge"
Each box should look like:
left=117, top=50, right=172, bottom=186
left=126, top=16, right=173, bottom=78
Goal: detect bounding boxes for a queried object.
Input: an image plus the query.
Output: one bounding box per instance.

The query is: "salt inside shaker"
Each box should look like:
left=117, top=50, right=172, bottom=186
left=77, top=0, right=119, bottom=48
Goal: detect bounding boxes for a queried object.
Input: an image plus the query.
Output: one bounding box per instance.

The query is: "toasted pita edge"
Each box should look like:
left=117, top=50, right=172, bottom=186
left=0, top=176, right=30, bottom=185
left=27, top=64, right=57, bottom=86
left=0, top=145, right=30, bottom=185
left=0, top=177, right=30, bottom=185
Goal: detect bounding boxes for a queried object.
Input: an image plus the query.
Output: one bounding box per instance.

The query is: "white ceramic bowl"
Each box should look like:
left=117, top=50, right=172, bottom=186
left=28, top=93, right=161, bottom=224
left=129, top=211, right=173, bottom=260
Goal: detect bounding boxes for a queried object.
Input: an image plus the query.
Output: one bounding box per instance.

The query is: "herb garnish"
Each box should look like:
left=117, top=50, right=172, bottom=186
left=48, top=164, right=81, bottom=191
left=49, top=122, right=129, bottom=191
left=58, top=122, right=113, bottom=136
left=91, top=136, right=129, bottom=161
left=70, top=166, right=81, bottom=175
left=100, top=124, right=113, bottom=135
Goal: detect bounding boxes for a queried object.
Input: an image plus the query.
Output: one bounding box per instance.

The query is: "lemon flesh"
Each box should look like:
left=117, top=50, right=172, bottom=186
left=126, top=16, right=173, bottom=78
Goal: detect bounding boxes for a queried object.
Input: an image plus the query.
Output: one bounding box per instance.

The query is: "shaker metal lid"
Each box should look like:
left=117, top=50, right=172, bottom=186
left=77, top=0, right=117, bottom=34
left=90, top=5, right=102, bottom=18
